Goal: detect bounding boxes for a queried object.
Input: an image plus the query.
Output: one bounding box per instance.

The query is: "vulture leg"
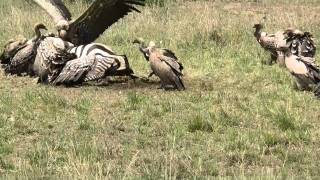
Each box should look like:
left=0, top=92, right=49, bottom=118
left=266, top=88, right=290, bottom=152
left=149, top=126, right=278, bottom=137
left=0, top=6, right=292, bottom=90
left=276, top=51, right=285, bottom=67
left=267, top=53, right=277, bottom=65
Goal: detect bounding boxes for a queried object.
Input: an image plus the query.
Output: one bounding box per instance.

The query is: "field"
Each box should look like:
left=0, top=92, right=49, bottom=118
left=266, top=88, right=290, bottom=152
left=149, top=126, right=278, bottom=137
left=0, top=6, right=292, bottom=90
left=1, top=0, right=320, bottom=178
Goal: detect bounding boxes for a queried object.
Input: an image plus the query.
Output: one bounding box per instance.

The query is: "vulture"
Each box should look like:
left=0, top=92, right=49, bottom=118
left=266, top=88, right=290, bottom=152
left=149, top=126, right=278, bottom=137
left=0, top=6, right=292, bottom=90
left=27, top=0, right=144, bottom=84
left=3, top=23, right=48, bottom=76
left=253, top=23, right=303, bottom=66
left=278, top=46, right=320, bottom=94
left=33, top=36, right=77, bottom=83
left=32, top=0, right=145, bottom=45
left=1, top=36, right=28, bottom=65
left=133, top=39, right=185, bottom=91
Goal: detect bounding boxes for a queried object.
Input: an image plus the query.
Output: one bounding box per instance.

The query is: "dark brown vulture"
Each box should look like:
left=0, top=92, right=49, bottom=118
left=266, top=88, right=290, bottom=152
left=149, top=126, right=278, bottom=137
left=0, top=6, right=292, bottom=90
left=32, top=0, right=145, bottom=45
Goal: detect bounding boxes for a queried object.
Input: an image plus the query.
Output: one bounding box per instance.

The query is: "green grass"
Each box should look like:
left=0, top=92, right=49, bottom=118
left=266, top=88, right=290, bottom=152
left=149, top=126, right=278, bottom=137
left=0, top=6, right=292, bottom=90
left=0, top=0, right=320, bottom=178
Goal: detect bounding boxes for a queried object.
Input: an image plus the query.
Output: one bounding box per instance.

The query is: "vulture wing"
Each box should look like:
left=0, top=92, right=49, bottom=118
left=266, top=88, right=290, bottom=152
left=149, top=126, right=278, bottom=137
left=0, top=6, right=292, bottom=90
left=32, top=0, right=72, bottom=23
left=160, top=49, right=184, bottom=74
left=300, top=34, right=316, bottom=57
left=160, top=50, right=183, bottom=76
left=66, top=0, right=145, bottom=45
left=52, top=55, right=94, bottom=85
left=298, top=56, right=320, bottom=81
left=5, top=44, right=36, bottom=75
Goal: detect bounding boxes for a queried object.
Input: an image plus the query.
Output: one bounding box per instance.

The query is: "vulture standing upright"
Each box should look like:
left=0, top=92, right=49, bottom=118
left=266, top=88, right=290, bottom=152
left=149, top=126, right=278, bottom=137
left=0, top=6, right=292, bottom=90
left=134, top=39, right=185, bottom=90
left=253, top=23, right=304, bottom=66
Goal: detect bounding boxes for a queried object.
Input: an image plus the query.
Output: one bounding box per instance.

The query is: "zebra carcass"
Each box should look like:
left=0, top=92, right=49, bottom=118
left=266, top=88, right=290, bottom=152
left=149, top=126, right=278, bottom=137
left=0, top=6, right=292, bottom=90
left=35, top=37, right=136, bottom=85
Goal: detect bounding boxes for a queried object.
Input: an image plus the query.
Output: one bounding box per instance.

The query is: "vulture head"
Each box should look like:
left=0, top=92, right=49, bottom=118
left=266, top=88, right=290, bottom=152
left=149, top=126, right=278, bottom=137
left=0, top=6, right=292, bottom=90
left=253, top=24, right=263, bottom=31
left=34, top=23, right=48, bottom=40
left=0, top=36, right=28, bottom=64
left=133, top=38, right=150, bottom=60
left=56, top=20, right=69, bottom=39
left=133, top=38, right=145, bottom=46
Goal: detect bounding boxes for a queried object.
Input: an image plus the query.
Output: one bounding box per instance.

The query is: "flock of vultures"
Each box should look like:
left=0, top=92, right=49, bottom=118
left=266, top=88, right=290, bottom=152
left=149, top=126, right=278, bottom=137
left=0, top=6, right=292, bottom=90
left=0, top=0, right=319, bottom=96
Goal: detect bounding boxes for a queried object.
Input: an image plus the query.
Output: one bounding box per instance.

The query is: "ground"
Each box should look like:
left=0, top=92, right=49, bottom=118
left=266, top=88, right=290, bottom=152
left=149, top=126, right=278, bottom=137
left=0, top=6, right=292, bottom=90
left=0, top=0, right=320, bottom=178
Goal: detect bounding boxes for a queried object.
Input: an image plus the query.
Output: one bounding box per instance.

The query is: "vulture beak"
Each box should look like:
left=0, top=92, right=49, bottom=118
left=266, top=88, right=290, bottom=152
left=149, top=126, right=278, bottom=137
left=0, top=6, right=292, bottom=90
left=132, top=38, right=145, bottom=45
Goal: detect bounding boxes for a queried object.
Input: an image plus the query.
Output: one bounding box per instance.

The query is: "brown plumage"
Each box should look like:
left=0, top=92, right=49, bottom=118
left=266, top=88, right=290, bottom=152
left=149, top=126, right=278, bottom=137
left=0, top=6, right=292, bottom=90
left=278, top=47, right=320, bottom=92
left=32, top=0, right=145, bottom=45
left=253, top=23, right=288, bottom=65
left=285, top=31, right=316, bottom=58
left=0, top=35, right=28, bottom=65
left=4, top=23, right=48, bottom=75
left=33, top=36, right=76, bottom=83
left=134, top=40, right=185, bottom=90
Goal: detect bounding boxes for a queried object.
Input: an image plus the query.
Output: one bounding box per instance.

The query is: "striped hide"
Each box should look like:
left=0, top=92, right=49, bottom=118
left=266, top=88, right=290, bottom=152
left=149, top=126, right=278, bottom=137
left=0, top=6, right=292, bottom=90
left=67, top=43, right=132, bottom=75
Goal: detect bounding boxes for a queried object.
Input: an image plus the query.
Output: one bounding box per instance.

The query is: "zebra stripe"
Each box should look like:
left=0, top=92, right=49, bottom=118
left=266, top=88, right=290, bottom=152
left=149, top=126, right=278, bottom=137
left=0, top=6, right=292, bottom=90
left=67, top=43, right=130, bottom=72
left=68, top=44, right=116, bottom=58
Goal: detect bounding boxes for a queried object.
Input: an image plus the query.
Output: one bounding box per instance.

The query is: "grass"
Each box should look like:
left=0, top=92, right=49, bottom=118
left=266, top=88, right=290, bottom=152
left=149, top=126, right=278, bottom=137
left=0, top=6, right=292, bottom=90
left=0, top=0, right=320, bottom=178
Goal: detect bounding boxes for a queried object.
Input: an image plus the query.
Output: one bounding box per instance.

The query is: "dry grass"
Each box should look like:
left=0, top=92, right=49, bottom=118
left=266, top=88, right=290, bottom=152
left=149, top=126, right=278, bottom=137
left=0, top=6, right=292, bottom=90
left=0, top=0, right=320, bottom=178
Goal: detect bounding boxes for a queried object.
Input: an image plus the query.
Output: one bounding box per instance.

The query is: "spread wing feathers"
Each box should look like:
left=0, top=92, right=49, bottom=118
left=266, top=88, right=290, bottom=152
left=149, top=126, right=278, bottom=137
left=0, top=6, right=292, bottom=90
left=52, top=55, right=95, bottom=85
left=67, top=0, right=145, bottom=45
left=286, top=32, right=316, bottom=57
left=300, top=34, right=316, bottom=57
left=32, top=0, right=71, bottom=23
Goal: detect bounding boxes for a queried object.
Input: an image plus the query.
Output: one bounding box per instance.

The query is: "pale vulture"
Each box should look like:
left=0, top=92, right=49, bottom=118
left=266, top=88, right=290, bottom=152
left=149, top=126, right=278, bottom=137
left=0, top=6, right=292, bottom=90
left=133, top=39, right=185, bottom=90
left=278, top=46, right=320, bottom=94
left=1, top=23, right=48, bottom=76
left=253, top=23, right=304, bottom=66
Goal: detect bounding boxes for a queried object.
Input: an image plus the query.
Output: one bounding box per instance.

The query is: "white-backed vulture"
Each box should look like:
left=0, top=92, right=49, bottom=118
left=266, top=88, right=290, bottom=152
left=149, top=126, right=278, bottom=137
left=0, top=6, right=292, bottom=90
left=33, top=36, right=76, bottom=83
left=4, top=23, right=48, bottom=75
left=32, top=0, right=145, bottom=45
left=0, top=36, right=28, bottom=65
left=253, top=23, right=304, bottom=66
left=134, top=39, right=185, bottom=91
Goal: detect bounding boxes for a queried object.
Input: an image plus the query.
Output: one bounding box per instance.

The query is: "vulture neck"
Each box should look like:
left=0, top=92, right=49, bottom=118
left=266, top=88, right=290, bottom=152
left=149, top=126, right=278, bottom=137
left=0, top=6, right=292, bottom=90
left=33, top=25, right=46, bottom=42
left=254, top=27, right=263, bottom=40
left=138, top=43, right=150, bottom=61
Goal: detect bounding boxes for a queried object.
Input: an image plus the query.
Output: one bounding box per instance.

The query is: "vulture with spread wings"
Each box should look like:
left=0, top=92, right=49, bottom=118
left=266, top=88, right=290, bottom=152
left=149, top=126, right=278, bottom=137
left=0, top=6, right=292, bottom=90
left=32, top=0, right=145, bottom=45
